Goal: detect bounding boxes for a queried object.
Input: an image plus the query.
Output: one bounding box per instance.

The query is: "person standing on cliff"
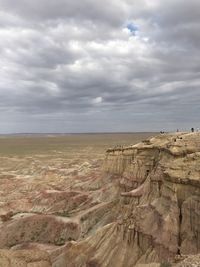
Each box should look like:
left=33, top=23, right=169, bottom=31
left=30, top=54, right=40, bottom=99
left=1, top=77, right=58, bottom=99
left=191, top=127, right=194, bottom=132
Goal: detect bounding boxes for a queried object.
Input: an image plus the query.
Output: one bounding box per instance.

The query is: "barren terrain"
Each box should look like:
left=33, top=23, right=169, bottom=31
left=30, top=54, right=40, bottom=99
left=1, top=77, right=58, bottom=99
left=0, top=133, right=154, bottom=266
left=0, top=132, right=200, bottom=267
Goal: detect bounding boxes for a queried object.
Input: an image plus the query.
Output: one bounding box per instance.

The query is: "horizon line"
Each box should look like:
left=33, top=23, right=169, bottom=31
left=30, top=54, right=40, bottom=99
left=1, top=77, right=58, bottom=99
left=0, top=131, right=159, bottom=136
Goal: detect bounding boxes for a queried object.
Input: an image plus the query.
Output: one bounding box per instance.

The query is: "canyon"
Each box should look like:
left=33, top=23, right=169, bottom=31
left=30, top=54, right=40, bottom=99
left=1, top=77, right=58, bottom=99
left=0, top=133, right=199, bottom=266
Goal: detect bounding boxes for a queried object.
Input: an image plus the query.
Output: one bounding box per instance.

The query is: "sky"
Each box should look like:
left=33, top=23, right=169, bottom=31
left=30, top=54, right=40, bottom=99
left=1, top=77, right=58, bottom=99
left=0, top=0, right=200, bottom=133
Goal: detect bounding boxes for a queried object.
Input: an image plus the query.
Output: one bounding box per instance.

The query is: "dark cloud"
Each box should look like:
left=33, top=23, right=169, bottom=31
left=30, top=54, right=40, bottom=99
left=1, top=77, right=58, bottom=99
left=0, top=0, right=127, bottom=27
left=0, top=0, right=199, bottom=133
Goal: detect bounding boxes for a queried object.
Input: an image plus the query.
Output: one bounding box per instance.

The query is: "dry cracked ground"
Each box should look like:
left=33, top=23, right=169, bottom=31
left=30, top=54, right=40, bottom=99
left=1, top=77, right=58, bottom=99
left=0, top=133, right=199, bottom=267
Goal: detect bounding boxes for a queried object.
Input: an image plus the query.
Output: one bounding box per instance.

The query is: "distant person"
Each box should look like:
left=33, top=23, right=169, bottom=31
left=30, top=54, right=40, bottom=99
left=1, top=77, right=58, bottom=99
left=191, top=127, right=194, bottom=132
left=197, top=128, right=199, bottom=132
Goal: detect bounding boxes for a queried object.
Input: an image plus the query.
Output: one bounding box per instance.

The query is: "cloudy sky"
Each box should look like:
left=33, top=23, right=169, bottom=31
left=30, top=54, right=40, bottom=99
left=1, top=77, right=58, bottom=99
left=0, top=0, right=199, bottom=133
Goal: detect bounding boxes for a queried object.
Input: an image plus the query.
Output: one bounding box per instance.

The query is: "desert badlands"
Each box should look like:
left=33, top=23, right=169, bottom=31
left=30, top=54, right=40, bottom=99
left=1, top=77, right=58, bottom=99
left=0, top=132, right=199, bottom=267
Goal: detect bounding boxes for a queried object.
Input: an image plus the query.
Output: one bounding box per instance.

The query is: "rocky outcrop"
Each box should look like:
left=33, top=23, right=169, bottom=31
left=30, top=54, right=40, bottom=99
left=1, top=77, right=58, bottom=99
left=54, top=132, right=200, bottom=266
left=104, top=132, right=200, bottom=258
left=0, top=133, right=199, bottom=266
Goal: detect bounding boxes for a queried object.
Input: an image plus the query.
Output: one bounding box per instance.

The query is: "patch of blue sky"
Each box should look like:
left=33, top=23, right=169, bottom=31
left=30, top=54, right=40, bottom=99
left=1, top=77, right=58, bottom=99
left=126, top=22, right=138, bottom=35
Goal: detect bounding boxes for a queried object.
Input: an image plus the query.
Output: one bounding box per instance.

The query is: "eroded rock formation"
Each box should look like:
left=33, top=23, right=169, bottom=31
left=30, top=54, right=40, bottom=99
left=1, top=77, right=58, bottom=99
left=54, top=132, right=200, bottom=266
left=0, top=133, right=199, bottom=266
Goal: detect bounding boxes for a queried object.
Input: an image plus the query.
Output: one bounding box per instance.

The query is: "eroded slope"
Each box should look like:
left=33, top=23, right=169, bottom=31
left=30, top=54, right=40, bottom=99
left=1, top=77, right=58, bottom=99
left=0, top=133, right=199, bottom=266
left=0, top=134, right=153, bottom=266
left=55, top=132, right=200, bottom=266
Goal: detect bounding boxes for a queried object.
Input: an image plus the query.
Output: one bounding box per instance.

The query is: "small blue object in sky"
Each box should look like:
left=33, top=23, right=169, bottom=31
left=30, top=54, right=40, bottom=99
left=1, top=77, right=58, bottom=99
left=127, top=23, right=138, bottom=35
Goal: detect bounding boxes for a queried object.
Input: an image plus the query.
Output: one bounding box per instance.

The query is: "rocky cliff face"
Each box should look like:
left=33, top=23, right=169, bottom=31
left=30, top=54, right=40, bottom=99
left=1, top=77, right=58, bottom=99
left=55, top=133, right=200, bottom=266
left=104, top=132, right=200, bottom=256
left=0, top=133, right=199, bottom=266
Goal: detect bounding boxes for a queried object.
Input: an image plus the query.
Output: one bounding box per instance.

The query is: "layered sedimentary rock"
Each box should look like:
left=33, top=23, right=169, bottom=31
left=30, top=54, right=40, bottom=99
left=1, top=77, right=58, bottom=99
left=104, top=133, right=200, bottom=256
left=0, top=148, right=120, bottom=266
left=0, top=133, right=199, bottom=266
left=54, top=132, right=200, bottom=266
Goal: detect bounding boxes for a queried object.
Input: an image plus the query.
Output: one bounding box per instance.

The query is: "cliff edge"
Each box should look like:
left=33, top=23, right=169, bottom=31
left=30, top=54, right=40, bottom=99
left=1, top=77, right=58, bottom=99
left=54, top=132, right=200, bottom=266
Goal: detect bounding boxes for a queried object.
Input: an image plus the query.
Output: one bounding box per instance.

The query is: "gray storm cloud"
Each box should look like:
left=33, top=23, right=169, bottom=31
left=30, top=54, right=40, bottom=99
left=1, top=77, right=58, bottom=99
left=0, top=0, right=199, bottom=133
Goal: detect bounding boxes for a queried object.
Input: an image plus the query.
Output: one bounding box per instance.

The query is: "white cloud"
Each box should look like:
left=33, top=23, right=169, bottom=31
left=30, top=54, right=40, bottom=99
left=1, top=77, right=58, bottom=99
left=92, top=97, right=103, bottom=104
